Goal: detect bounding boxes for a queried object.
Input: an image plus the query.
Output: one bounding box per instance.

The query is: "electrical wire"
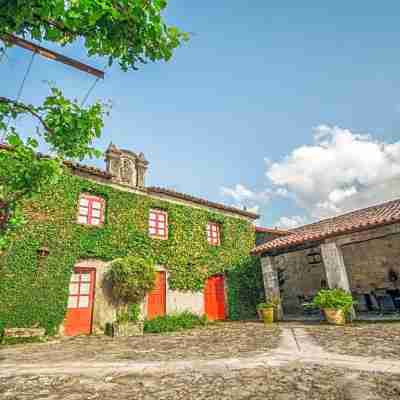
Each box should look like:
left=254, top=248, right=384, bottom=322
left=16, top=51, right=36, bottom=102
left=80, top=77, right=100, bottom=106
left=1, top=51, right=36, bottom=141
left=80, top=62, right=108, bottom=107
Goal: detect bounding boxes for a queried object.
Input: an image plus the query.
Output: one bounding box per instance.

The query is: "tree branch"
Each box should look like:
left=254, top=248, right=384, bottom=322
left=0, top=96, right=54, bottom=135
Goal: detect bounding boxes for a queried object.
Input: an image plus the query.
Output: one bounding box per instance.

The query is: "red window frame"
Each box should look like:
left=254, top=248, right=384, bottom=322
left=149, top=209, right=168, bottom=240
left=207, top=222, right=221, bottom=246
left=77, top=194, right=105, bottom=227
left=67, top=268, right=95, bottom=310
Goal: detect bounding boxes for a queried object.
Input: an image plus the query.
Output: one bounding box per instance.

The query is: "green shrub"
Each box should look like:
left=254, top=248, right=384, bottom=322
left=116, top=303, right=141, bottom=323
left=107, top=255, right=156, bottom=304
left=143, top=311, right=208, bottom=333
left=312, top=289, right=356, bottom=314
left=1, top=336, right=46, bottom=346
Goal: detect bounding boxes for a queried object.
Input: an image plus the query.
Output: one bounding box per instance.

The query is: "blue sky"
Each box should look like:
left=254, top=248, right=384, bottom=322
left=2, top=1, right=400, bottom=227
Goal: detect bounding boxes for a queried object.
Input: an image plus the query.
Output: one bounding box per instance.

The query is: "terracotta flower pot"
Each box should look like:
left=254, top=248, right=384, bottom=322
left=261, top=307, right=274, bottom=324
left=324, top=308, right=346, bottom=325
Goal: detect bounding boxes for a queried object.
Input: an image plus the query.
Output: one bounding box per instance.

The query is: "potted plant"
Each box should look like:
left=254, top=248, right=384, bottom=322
left=106, top=255, right=156, bottom=336
left=312, top=288, right=356, bottom=325
left=257, top=302, right=275, bottom=324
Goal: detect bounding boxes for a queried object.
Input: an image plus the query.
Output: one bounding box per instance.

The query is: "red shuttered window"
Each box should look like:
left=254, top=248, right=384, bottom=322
left=149, top=209, right=168, bottom=239
left=207, top=222, right=221, bottom=246
left=77, top=194, right=105, bottom=226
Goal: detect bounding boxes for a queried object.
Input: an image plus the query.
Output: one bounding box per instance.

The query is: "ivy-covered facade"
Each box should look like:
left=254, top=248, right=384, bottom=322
left=0, top=144, right=264, bottom=336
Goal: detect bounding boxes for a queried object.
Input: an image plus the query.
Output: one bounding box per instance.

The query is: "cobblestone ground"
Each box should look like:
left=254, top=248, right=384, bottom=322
left=1, top=363, right=400, bottom=400
left=0, top=322, right=280, bottom=363
left=305, top=322, right=400, bottom=359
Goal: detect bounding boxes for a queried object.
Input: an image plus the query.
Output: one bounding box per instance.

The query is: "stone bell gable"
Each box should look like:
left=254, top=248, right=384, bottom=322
left=105, top=143, right=149, bottom=188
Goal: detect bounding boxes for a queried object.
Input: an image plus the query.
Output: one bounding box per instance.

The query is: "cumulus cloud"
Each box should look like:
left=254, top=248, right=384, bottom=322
left=267, top=125, right=400, bottom=219
left=275, top=215, right=308, bottom=229
left=220, top=184, right=271, bottom=212
left=221, top=125, right=400, bottom=227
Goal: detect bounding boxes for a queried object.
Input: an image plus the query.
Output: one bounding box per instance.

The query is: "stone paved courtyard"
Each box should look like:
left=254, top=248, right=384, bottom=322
left=305, top=322, right=400, bottom=359
left=1, top=364, right=400, bottom=400
left=2, top=322, right=400, bottom=399
left=0, top=322, right=281, bottom=363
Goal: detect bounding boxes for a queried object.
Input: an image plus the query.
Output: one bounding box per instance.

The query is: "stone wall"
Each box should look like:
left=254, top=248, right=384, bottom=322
left=342, top=232, right=400, bottom=293
left=274, top=249, right=327, bottom=314
left=61, top=261, right=208, bottom=336
left=261, top=223, right=400, bottom=316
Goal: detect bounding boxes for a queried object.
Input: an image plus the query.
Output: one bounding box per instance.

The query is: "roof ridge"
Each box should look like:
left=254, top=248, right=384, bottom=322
left=1, top=144, right=258, bottom=219
left=252, top=197, right=400, bottom=255
left=147, top=186, right=259, bottom=219
left=289, top=198, right=400, bottom=232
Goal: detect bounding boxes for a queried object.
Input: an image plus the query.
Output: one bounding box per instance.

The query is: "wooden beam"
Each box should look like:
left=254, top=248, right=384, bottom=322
left=3, top=34, right=104, bottom=79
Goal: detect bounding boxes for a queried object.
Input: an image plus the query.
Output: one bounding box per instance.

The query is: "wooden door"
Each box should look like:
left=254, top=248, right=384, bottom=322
left=64, top=268, right=96, bottom=336
left=147, top=271, right=166, bottom=319
left=204, top=274, right=225, bottom=321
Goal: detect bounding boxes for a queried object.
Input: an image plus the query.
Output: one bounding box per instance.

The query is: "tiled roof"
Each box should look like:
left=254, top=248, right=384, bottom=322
left=0, top=143, right=258, bottom=219
left=147, top=187, right=259, bottom=219
left=63, top=160, right=113, bottom=179
left=255, top=226, right=289, bottom=235
left=252, top=199, right=400, bottom=255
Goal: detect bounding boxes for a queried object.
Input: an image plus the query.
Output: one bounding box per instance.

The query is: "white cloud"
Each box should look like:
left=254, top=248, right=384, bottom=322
left=267, top=125, right=400, bottom=219
left=246, top=205, right=260, bottom=214
left=220, top=184, right=271, bottom=212
left=275, top=215, right=308, bottom=229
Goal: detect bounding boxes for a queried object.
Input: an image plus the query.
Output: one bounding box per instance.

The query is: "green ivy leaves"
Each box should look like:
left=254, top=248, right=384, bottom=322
left=0, top=170, right=259, bottom=334
left=1, top=0, right=189, bottom=70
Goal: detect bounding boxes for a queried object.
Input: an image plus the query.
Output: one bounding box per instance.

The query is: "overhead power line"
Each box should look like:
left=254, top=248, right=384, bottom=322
left=3, top=34, right=105, bottom=79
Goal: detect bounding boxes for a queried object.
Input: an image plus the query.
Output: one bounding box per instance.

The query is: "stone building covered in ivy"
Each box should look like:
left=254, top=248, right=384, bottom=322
left=0, top=144, right=262, bottom=336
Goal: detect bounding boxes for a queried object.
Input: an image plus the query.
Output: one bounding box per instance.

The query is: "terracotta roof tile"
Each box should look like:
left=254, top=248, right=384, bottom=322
left=147, top=187, right=259, bottom=219
left=255, top=226, right=289, bottom=235
left=252, top=198, right=400, bottom=255
left=63, top=160, right=112, bottom=179
left=1, top=144, right=257, bottom=219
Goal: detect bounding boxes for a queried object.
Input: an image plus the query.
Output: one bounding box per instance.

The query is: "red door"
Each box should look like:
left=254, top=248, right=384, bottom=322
left=64, top=268, right=96, bottom=336
left=147, top=271, right=166, bottom=319
left=204, top=275, right=225, bottom=321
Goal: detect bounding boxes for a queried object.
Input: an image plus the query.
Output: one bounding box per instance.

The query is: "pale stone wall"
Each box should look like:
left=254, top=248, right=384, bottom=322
left=272, top=249, right=327, bottom=315
left=167, top=290, right=204, bottom=315
left=342, top=231, right=400, bottom=293
left=260, top=222, right=400, bottom=316
left=321, top=242, right=351, bottom=292
left=151, top=265, right=205, bottom=316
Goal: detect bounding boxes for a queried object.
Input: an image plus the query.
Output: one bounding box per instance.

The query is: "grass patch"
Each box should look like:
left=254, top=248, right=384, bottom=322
left=144, top=311, right=208, bottom=334
left=1, top=336, right=46, bottom=346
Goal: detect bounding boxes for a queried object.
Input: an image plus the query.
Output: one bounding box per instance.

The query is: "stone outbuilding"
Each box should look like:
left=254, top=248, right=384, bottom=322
left=252, top=199, right=400, bottom=318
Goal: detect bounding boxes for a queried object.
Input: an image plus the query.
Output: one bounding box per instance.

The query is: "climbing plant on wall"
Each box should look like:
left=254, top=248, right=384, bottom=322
left=0, top=0, right=188, bottom=248
left=0, top=170, right=257, bottom=335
